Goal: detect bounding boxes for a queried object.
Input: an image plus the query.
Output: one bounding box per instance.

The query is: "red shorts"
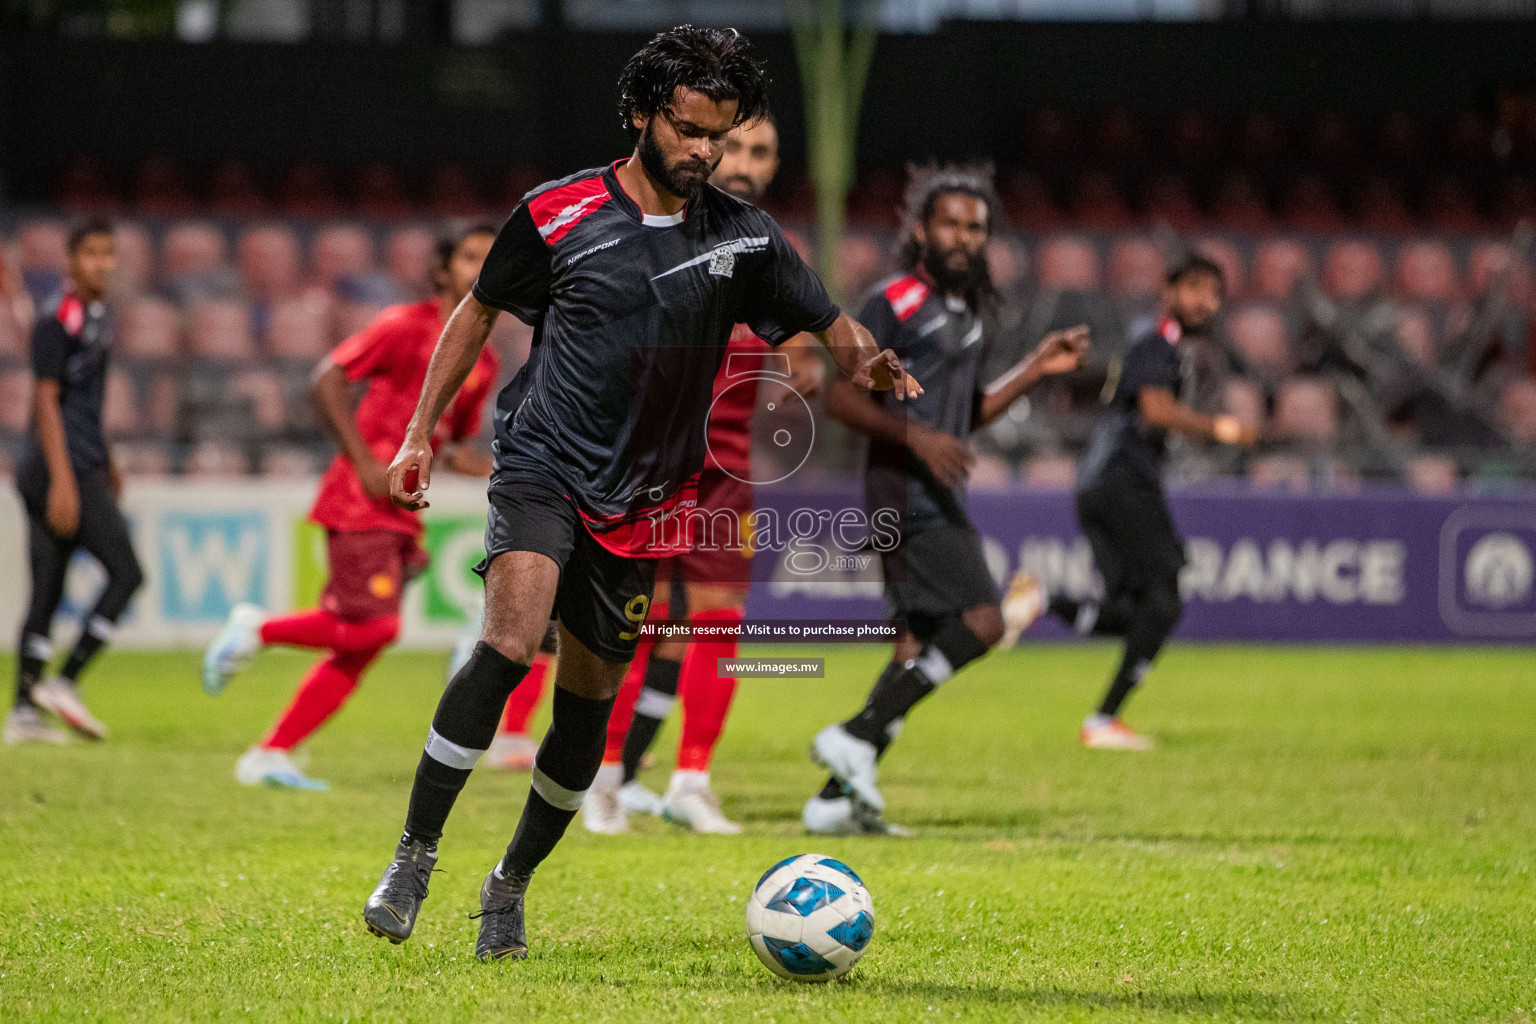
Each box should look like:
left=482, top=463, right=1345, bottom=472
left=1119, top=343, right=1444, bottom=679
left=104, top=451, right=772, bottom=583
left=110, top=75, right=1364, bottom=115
left=667, top=469, right=755, bottom=587
left=321, top=530, right=429, bottom=621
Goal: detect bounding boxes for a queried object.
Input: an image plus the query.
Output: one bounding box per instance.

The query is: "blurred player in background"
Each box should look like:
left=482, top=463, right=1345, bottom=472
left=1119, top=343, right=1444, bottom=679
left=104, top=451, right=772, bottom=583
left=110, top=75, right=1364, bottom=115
left=5, top=219, right=143, bottom=745
left=1044, top=255, right=1254, bottom=750
left=581, top=114, right=825, bottom=836
left=200, top=226, right=499, bottom=790
left=804, top=168, right=1087, bottom=832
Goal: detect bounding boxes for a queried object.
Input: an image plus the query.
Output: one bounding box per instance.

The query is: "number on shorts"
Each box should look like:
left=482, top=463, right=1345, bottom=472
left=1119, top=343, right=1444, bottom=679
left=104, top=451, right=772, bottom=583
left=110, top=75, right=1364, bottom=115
left=618, top=593, right=651, bottom=641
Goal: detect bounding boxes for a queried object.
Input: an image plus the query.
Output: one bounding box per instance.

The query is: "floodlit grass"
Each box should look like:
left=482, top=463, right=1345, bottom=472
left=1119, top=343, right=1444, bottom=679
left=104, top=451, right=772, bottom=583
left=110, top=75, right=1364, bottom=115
left=1, top=643, right=1533, bottom=1022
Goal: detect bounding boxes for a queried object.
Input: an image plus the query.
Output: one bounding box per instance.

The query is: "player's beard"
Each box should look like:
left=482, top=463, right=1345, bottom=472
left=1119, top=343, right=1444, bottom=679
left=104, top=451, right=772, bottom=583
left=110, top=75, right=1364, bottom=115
left=639, top=121, right=715, bottom=201
left=921, top=244, right=988, bottom=296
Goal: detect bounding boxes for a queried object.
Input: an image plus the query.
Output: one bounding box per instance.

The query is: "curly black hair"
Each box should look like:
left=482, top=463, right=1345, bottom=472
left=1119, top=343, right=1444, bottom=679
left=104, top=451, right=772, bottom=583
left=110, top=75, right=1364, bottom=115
left=617, top=25, right=771, bottom=139
left=896, top=163, right=1003, bottom=304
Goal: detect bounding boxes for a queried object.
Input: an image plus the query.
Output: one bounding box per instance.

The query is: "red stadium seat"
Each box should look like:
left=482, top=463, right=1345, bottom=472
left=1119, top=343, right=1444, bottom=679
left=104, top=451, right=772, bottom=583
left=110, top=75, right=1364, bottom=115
left=112, top=441, right=172, bottom=479
left=1167, top=110, right=1220, bottom=167
left=259, top=444, right=321, bottom=477
left=118, top=296, right=182, bottom=360
left=161, top=221, right=228, bottom=281
left=1248, top=455, right=1311, bottom=490
left=1252, top=238, right=1312, bottom=300
left=53, top=153, right=120, bottom=212
left=1191, top=237, right=1245, bottom=298
left=1141, top=172, right=1202, bottom=229
left=1281, top=175, right=1346, bottom=233
left=311, top=223, right=376, bottom=288
left=1022, top=455, right=1076, bottom=490
left=1091, top=109, right=1147, bottom=168
left=229, top=368, right=289, bottom=432
left=112, top=221, right=154, bottom=295
left=1355, top=176, right=1416, bottom=235
left=207, top=159, right=269, bottom=219
left=146, top=372, right=181, bottom=433
left=1068, top=172, right=1133, bottom=229
left=1235, top=112, right=1289, bottom=167
left=238, top=225, right=303, bottom=302
left=1000, top=171, right=1060, bottom=231
left=1423, top=175, right=1486, bottom=233
left=1226, top=304, right=1292, bottom=376
left=1306, top=111, right=1362, bottom=170
left=1037, top=235, right=1100, bottom=291
left=102, top=370, right=140, bottom=437
left=1210, top=173, right=1272, bottom=232
left=133, top=156, right=197, bottom=218
left=278, top=161, right=344, bottom=219
left=835, top=233, right=885, bottom=300
left=1322, top=240, right=1385, bottom=301
left=187, top=299, right=256, bottom=361
left=386, top=227, right=437, bottom=298
left=185, top=440, right=250, bottom=477
left=1023, top=108, right=1082, bottom=166
left=333, top=300, right=387, bottom=345
left=353, top=161, right=415, bottom=221
left=986, top=238, right=1027, bottom=293
left=1395, top=240, right=1461, bottom=303
left=1273, top=377, right=1339, bottom=442
left=1468, top=240, right=1530, bottom=304
left=1496, top=176, right=1536, bottom=227
left=426, top=162, right=486, bottom=218
left=0, top=370, right=31, bottom=433
left=1374, top=111, right=1425, bottom=168
left=17, top=219, right=69, bottom=276
left=1108, top=238, right=1164, bottom=299
left=266, top=294, right=332, bottom=360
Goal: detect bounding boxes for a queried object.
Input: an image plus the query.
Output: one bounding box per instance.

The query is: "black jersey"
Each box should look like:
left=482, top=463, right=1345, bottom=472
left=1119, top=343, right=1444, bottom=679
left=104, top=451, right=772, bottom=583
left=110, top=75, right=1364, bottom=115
left=21, top=292, right=112, bottom=477
left=1079, top=316, right=1184, bottom=489
left=859, top=273, right=987, bottom=533
left=473, top=162, right=839, bottom=557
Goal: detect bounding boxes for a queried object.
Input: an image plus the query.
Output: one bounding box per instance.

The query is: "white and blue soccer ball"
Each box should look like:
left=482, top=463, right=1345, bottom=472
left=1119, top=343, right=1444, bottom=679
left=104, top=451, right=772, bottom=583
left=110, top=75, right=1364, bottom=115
left=745, top=853, right=874, bottom=982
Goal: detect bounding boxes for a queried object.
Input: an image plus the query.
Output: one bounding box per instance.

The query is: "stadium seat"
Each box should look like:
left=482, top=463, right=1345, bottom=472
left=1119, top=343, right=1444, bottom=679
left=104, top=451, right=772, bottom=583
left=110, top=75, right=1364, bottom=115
left=1374, top=111, right=1425, bottom=168
left=1037, top=235, right=1100, bottom=291
left=846, top=169, right=902, bottom=229
left=1423, top=175, right=1485, bottom=233
left=1322, top=240, right=1385, bottom=301
left=353, top=161, right=415, bottom=220
left=1021, top=455, right=1076, bottom=489
left=1023, top=108, right=1081, bottom=166
left=278, top=161, right=344, bottom=219
left=1191, top=237, right=1245, bottom=298
left=238, top=225, right=304, bottom=302
left=1496, top=378, right=1536, bottom=442
left=0, top=298, right=24, bottom=357
left=1210, top=173, right=1272, bottom=232
left=1355, top=176, right=1416, bottom=235
left=1167, top=110, right=1220, bottom=167
left=187, top=299, right=256, bottom=361
left=112, top=221, right=154, bottom=295
left=312, top=224, right=376, bottom=288
left=1496, top=176, right=1536, bottom=227
left=132, top=155, right=197, bottom=218
left=426, top=162, right=486, bottom=217
left=258, top=444, right=322, bottom=477
left=206, top=159, right=269, bottom=218
left=1108, top=238, right=1164, bottom=299
left=1091, top=108, right=1147, bottom=168
left=1282, top=175, right=1346, bottom=233
left=266, top=294, right=332, bottom=360
left=1247, top=454, right=1311, bottom=490
left=112, top=441, right=171, bottom=479
left=1236, top=111, right=1289, bottom=167
left=0, top=370, right=31, bottom=433
left=333, top=300, right=388, bottom=345
left=1404, top=455, right=1458, bottom=495
left=1226, top=304, right=1292, bottom=377
left=102, top=370, right=141, bottom=437
left=1444, top=110, right=1491, bottom=169
left=969, top=453, right=1013, bottom=488
left=386, top=226, right=436, bottom=297
left=17, top=219, right=69, bottom=301
left=1067, top=172, right=1133, bottom=230
left=1273, top=377, right=1339, bottom=442
left=1252, top=238, right=1312, bottom=300
left=498, top=163, right=553, bottom=210
left=1393, top=307, right=1439, bottom=370
left=52, top=153, right=120, bottom=212
left=1306, top=111, right=1362, bottom=170
left=1468, top=240, right=1529, bottom=304
left=118, top=296, right=182, bottom=360
left=985, top=238, right=1027, bottom=293
left=229, top=368, right=290, bottom=432
left=1000, top=171, right=1060, bottom=231
left=1220, top=378, right=1266, bottom=435
left=185, top=440, right=250, bottom=477
left=1395, top=240, right=1461, bottom=303
left=836, top=233, right=885, bottom=300
left=146, top=372, right=181, bottom=434
left=1141, top=173, right=1202, bottom=229
left=161, top=221, right=229, bottom=280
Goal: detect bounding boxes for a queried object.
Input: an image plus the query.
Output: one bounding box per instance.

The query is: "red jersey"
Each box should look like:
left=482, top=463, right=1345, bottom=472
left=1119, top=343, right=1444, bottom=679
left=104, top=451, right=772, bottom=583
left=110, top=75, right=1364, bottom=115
left=310, top=300, right=499, bottom=536
left=704, top=324, right=772, bottom=475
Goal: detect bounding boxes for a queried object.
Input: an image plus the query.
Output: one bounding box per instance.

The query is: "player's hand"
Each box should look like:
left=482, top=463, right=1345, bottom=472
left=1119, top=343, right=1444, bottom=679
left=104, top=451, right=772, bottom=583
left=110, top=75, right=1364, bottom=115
left=786, top=354, right=826, bottom=400
left=1213, top=415, right=1259, bottom=448
left=1031, top=324, right=1090, bottom=376
left=356, top=454, right=392, bottom=500
left=910, top=424, right=974, bottom=488
left=46, top=478, right=80, bottom=538
left=388, top=434, right=434, bottom=511
left=852, top=349, right=923, bottom=401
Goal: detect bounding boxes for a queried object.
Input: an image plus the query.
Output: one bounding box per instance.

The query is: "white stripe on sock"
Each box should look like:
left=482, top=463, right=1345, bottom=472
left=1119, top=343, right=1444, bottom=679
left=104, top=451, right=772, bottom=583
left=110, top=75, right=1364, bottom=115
left=913, top=646, right=953, bottom=685
left=23, top=634, right=52, bottom=661
left=530, top=765, right=586, bottom=811
left=633, top=687, right=676, bottom=719
left=86, top=615, right=115, bottom=641
left=423, top=728, right=485, bottom=770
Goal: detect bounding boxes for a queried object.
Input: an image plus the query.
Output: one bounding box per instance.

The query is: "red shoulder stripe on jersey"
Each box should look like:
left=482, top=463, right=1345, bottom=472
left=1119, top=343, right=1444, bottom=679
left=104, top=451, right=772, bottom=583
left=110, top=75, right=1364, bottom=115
left=528, top=176, right=612, bottom=246
left=883, top=276, right=930, bottom=322
left=57, top=294, right=85, bottom=337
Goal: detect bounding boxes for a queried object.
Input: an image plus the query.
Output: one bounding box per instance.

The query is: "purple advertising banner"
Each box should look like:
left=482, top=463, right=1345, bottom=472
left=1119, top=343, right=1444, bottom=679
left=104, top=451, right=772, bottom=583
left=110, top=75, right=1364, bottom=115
left=743, top=486, right=1536, bottom=644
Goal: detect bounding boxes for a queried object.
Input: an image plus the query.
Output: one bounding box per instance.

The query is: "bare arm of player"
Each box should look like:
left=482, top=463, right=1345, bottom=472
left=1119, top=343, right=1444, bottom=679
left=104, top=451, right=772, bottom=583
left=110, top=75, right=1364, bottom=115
left=824, top=376, right=974, bottom=488
left=388, top=294, right=500, bottom=510
left=1138, top=386, right=1258, bottom=446
left=32, top=379, right=79, bottom=537
left=441, top=444, right=493, bottom=477
left=309, top=358, right=390, bottom=498
left=780, top=334, right=826, bottom=399
left=811, top=312, right=923, bottom=400
left=975, top=324, right=1091, bottom=428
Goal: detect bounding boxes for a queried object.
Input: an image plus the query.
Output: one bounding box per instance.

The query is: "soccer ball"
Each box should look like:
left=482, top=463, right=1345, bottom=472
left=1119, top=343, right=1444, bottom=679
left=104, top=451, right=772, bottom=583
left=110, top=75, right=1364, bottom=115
left=745, top=853, right=874, bottom=982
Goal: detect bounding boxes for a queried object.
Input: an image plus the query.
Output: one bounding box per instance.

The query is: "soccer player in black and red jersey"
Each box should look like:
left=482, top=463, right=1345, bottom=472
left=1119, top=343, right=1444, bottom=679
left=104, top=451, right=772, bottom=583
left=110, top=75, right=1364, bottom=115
left=361, top=26, right=920, bottom=962
left=804, top=167, right=1087, bottom=832
left=5, top=220, right=143, bottom=745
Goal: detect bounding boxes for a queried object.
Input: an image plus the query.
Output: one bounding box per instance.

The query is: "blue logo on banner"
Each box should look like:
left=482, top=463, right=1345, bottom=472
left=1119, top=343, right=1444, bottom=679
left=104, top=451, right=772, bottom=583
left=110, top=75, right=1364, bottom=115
left=159, top=511, right=269, bottom=622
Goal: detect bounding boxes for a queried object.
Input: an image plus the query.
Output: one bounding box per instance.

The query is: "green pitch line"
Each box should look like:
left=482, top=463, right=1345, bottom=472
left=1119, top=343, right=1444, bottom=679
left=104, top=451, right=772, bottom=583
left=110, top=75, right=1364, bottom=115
left=1, top=645, right=1533, bottom=1022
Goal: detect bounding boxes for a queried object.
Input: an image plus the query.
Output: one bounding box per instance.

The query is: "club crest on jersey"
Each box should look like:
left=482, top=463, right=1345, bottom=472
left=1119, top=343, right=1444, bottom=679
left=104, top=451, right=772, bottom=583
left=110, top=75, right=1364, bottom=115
left=709, top=246, right=738, bottom=278
left=651, top=236, right=770, bottom=282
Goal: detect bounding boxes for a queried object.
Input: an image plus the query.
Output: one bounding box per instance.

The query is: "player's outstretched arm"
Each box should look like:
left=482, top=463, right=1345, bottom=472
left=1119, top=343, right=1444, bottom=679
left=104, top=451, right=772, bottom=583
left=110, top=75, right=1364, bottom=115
left=975, top=324, right=1091, bottom=428
left=1138, top=386, right=1258, bottom=447
left=812, top=313, right=923, bottom=401
left=310, top=358, right=390, bottom=498
left=825, top=375, right=974, bottom=488
left=389, top=294, right=500, bottom=510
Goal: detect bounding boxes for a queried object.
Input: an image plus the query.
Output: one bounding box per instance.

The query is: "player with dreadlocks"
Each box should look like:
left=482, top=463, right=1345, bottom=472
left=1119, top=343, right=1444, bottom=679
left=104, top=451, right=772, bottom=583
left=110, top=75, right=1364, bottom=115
left=803, top=165, right=1089, bottom=834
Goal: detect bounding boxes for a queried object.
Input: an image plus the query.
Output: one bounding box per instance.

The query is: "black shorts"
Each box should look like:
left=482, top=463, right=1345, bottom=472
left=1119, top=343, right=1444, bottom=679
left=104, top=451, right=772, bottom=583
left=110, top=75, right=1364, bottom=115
left=880, top=522, right=1001, bottom=641
left=475, top=477, right=657, bottom=663
left=1075, top=463, right=1185, bottom=599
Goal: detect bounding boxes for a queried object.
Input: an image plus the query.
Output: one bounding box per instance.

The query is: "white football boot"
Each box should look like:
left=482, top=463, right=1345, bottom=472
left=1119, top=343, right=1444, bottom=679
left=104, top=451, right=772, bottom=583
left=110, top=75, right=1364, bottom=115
left=1000, top=569, right=1046, bottom=647
left=203, top=602, right=266, bottom=696
left=809, top=724, right=883, bottom=812
left=234, top=746, right=329, bottom=791
left=582, top=765, right=629, bottom=834
left=660, top=772, right=742, bottom=834
left=618, top=779, right=665, bottom=816
left=1080, top=714, right=1155, bottom=751
left=30, top=678, right=108, bottom=740
left=2, top=705, right=69, bottom=745
left=802, top=794, right=860, bottom=835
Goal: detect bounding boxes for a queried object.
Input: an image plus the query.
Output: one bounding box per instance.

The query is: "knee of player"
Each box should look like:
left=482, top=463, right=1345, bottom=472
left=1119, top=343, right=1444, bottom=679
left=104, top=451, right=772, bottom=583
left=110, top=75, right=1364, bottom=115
left=1143, top=584, right=1183, bottom=630
left=335, top=614, right=401, bottom=656
left=480, top=626, right=542, bottom=667
left=963, top=605, right=1006, bottom=651
left=116, top=552, right=146, bottom=595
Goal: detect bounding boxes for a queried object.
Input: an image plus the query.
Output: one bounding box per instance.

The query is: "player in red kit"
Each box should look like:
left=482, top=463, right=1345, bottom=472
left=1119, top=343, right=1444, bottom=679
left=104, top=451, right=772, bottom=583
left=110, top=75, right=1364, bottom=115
left=580, top=115, right=824, bottom=834
left=201, top=226, right=500, bottom=791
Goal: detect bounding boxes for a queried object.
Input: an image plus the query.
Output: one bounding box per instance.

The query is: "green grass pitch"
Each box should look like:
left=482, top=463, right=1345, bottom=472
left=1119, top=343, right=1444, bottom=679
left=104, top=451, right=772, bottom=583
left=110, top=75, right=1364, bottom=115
left=1, top=643, right=1533, bottom=1022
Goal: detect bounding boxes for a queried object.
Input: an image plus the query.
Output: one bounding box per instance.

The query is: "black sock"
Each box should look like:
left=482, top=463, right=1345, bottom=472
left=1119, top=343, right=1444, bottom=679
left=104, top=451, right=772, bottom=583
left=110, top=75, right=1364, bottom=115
left=843, top=656, right=938, bottom=749
left=402, top=643, right=529, bottom=848
left=620, top=656, right=681, bottom=783
left=819, top=662, right=901, bottom=800
left=1047, top=596, right=1081, bottom=626
left=60, top=618, right=114, bottom=683
left=1097, top=585, right=1181, bottom=718
left=501, top=685, right=616, bottom=877
left=14, top=653, right=44, bottom=709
